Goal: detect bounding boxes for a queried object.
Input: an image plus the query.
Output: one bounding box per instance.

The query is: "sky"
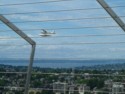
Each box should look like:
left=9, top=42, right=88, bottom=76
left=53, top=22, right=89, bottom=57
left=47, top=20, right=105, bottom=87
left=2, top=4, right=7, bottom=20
left=0, top=0, right=125, bottom=60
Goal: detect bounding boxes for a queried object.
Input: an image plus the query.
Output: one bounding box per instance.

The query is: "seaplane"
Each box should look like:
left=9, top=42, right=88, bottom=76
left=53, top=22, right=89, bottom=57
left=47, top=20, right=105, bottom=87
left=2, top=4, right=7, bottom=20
left=39, top=29, right=56, bottom=37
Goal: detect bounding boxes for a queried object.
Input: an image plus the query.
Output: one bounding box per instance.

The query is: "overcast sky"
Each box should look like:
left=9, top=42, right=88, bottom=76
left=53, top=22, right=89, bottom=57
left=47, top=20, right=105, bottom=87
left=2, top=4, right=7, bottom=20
left=0, top=0, right=125, bottom=60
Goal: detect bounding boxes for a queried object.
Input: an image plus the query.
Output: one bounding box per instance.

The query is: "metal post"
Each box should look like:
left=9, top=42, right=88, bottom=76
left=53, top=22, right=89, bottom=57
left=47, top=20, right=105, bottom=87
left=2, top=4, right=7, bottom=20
left=97, top=0, right=125, bottom=32
left=0, top=14, right=36, bottom=94
left=24, top=45, right=36, bottom=94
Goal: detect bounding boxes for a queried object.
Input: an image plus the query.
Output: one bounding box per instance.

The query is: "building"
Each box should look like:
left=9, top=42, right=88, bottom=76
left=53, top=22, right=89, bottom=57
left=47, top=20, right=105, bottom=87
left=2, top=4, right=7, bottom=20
left=69, top=85, right=75, bottom=94
left=104, top=79, right=113, bottom=90
left=83, top=73, right=90, bottom=79
left=112, top=82, right=124, bottom=94
left=78, top=84, right=90, bottom=94
left=53, top=82, right=68, bottom=94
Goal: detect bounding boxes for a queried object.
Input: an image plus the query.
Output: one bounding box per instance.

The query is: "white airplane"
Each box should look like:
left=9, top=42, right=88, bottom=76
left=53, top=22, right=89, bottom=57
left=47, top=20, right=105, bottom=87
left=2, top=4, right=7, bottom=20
left=39, top=29, right=55, bottom=37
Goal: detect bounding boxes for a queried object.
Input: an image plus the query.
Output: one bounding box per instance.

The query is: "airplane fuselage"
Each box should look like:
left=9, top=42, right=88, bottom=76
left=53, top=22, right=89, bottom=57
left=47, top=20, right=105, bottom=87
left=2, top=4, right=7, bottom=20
left=39, top=29, right=55, bottom=37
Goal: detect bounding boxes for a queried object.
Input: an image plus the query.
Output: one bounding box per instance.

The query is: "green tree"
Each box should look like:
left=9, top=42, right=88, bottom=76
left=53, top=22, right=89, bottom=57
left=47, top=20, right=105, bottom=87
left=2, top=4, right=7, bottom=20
left=87, top=78, right=104, bottom=90
left=0, top=80, right=5, bottom=86
left=36, top=92, right=42, bottom=94
left=29, top=91, right=35, bottom=94
left=42, top=90, right=54, bottom=94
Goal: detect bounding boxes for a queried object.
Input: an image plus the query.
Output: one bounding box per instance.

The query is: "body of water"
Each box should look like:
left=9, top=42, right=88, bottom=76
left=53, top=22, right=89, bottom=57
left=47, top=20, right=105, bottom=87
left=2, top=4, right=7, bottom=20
left=0, top=59, right=125, bottom=68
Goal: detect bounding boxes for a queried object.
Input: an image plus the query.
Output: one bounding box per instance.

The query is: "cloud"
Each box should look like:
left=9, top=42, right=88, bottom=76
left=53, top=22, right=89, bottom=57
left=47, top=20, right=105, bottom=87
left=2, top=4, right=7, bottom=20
left=9, top=14, right=50, bottom=21
left=1, top=0, right=125, bottom=59
left=109, top=48, right=125, bottom=51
